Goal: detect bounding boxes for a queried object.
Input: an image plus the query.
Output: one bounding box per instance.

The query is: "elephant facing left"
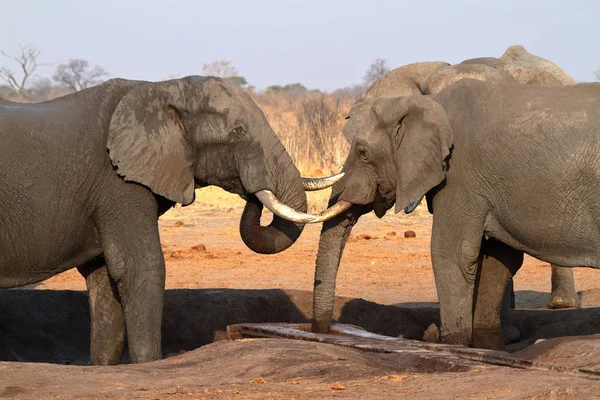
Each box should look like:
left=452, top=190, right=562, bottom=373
left=0, top=76, right=338, bottom=365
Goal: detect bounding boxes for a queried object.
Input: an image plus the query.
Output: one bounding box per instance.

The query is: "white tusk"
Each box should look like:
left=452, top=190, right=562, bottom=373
left=302, top=172, right=345, bottom=191
left=255, top=190, right=316, bottom=223
left=309, top=200, right=353, bottom=223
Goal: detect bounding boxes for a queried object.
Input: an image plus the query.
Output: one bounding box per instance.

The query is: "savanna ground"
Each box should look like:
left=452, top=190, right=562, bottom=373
left=3, top=187, right=600, bottom=399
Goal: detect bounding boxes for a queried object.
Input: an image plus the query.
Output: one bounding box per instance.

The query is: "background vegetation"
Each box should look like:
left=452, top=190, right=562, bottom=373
left=4, top=44, right=596, bottom=176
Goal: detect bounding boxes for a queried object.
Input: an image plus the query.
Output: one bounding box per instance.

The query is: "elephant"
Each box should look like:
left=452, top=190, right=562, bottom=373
left=318, top=79, right=600, bottom=348
left=0, top=76, right=338, bottom=364
left=311, top=46, right=580, bottom=343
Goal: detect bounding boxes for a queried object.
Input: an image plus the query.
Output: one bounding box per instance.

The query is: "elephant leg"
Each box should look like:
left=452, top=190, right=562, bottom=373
left=77, top=258, right=125, bottom=365
left=431, top=211, right=486, bottom=346
left=98, top=197, right=165, bottom=363
left=547, top=265, right=579, bottom=309
left=473, top=239, right=523, bottom=350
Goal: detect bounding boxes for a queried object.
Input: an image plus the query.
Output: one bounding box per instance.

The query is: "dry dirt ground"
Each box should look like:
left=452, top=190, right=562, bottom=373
left=3, top=187, right=600, bottom=399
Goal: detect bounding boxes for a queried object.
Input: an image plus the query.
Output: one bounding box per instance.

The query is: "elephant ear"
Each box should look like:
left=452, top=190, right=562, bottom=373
left=372, top=95, right=453, bottom=213
left=107, top=80, right=197, bottom=205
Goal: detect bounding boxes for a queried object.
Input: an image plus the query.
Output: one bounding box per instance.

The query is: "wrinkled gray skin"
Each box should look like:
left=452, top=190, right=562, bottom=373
left=317, top=79, right=600, bottom=349
left=0, top=76, right=309, bottom=364
left=312, top=46, right=579, bottom=345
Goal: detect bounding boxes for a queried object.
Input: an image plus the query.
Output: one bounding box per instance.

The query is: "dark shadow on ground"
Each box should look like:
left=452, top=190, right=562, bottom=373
left=0, top=289, right=309, bottom=365
left=1, top=289, right=600, bottom=364
left=338, top=299, right=439, bottom=339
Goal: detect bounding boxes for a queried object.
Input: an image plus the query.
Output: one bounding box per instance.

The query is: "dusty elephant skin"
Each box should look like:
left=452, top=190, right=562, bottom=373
left=0, top=76, right=338, bottom=365
left=312, top=45, right=580, bottom=344
left=318, top=79, right=600, bottom=349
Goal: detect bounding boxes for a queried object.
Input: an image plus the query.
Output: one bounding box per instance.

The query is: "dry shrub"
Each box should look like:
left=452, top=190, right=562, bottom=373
left=251, top=91, right=352, bottom=175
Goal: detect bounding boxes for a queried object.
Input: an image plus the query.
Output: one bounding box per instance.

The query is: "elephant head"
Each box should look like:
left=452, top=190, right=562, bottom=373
left=107, top=76, right=339, bottom=254
left=461, top=45, right=575, bottom=86
left=497, top=45, right=575, bottom=86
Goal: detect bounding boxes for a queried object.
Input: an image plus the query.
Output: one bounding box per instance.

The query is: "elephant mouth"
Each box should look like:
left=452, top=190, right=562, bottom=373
left=373, top=186, right=396, bottom=218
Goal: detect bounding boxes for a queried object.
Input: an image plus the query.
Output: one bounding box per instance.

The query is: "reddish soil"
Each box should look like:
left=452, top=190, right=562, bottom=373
left=3, top=187, right=600, bottom=398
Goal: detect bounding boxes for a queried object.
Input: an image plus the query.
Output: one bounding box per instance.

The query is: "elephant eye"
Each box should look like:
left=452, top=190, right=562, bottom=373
left=359, top=148, right=369, bottom=162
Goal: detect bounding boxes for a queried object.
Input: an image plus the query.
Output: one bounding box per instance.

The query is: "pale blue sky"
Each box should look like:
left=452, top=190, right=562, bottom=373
left=1, top=0, right=598, bottom=91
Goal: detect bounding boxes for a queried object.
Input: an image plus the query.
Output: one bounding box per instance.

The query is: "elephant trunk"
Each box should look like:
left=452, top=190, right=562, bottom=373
left=312, top=188, right=364, bottom=333
left=239, top=139, right=308, bottom=254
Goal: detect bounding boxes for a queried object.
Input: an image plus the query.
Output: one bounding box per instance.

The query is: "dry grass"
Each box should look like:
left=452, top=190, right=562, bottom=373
left=251, top=91, right=352, bottom=175
left=2, top=86, right=354, bottom=176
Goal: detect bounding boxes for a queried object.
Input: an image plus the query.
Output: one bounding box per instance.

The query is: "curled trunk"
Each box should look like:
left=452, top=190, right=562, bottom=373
left=239, top=140, right=308, bottom=254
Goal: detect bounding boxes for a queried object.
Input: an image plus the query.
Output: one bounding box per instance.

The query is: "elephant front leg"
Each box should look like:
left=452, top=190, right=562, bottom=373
left=431, top=212, right=485, bottom=347
left=98, top=202, right=165, bottom=364
left=78, top=258, right=125, bottom=365
left=472, top=239, right=523, bottom=350
left=547, top=265, right=579, bottom=309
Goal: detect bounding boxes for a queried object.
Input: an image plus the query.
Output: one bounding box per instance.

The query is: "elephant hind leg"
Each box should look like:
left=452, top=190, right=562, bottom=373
left=472, top=239, right=523, bottom=351
left=78, top=258, right=125, bottom=365
left=547, top=265, right=580, bottom=309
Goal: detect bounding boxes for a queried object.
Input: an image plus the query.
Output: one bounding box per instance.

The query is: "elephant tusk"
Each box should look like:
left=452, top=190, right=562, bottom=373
left=301, top=172, right=345, bottom=191
left=309, top=200, right=353, bottom=223
left=255, top=190, right=316, bottom=223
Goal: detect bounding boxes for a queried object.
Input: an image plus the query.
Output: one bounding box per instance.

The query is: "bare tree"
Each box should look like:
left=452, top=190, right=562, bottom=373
left=52, top=59, right=108, bottom=91
left=201, top=60, right=238, bottom=78
left=595, top=67, right=600, bottom=81
left=0, top=44, right=44, bottom=94
left=363, top=58, right=390, bottom=86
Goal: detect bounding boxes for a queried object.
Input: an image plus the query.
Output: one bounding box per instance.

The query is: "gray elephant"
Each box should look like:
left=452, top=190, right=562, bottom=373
left=0, top=76, right=337, bottom=364
left=319, top=79, right=600, bottom=348
left=312, top=46, right=580, bottom=342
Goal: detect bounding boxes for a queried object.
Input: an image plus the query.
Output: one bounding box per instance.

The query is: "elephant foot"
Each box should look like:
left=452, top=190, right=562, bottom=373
left=441, top=331, right=472, bottom=347
left=473, top=327, right=504, bottom=351
left=472, top=324, right=520, bottom=350
left=547, top=291, right=580, bottom=309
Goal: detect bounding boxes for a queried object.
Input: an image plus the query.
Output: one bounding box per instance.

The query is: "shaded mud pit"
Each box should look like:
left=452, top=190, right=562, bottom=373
left=0, top=288, right=439, bottom=365
left=2, top=289, right=600, bottom=398
left=2, top=288, right=600, bottom=364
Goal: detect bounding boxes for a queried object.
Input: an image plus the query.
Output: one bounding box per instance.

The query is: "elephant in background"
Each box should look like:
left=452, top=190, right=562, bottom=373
left=312, top=45, right=579, bottom=341
left=0, top=76, right=338, bottom=364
